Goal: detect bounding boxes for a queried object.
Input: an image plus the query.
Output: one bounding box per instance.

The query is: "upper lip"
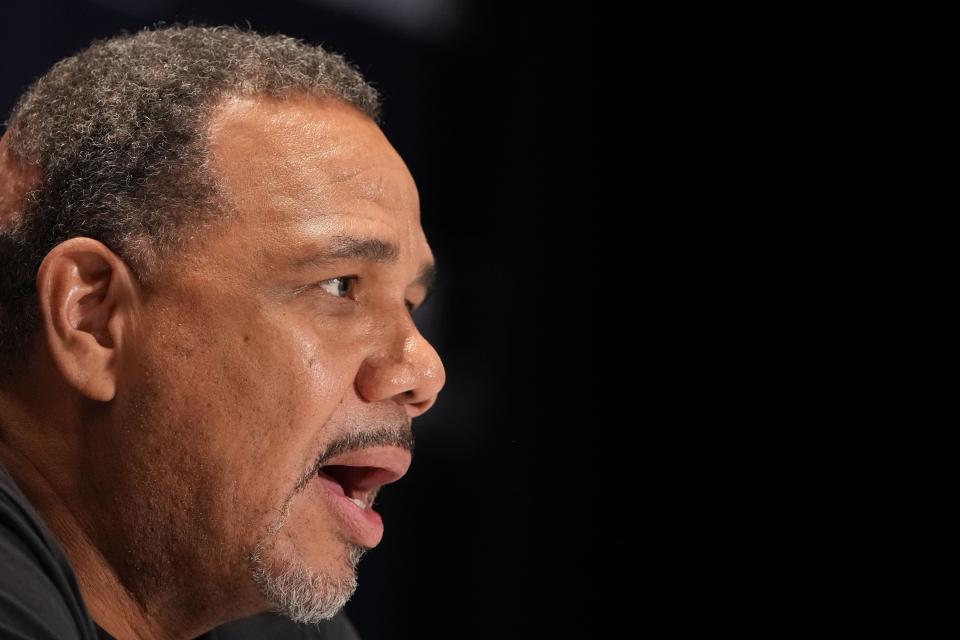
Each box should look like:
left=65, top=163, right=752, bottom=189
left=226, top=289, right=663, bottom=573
left=320, top=445, right=412, bottom=494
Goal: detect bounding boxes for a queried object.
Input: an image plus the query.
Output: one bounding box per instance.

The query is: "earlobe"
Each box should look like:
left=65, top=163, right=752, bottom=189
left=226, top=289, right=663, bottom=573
left=36, top=238, right=135, bottom=402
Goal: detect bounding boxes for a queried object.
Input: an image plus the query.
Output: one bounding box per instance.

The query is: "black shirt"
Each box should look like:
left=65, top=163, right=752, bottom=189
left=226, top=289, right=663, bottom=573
left=0, top=462, right=361, bottom=639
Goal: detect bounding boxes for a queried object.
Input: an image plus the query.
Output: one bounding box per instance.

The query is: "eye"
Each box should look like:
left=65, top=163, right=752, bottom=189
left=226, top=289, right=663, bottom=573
left=316, top=275, right=358, bottom=300
left=315, top=276, right=418, bottom=314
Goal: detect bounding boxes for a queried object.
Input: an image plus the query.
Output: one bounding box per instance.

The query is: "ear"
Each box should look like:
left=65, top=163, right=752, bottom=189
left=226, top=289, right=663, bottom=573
left=35, top=237, right=139, bottom=402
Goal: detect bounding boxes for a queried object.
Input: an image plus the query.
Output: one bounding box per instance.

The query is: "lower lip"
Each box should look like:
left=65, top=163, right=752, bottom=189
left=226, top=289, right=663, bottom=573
left=313, top=471, right=384, bottom=548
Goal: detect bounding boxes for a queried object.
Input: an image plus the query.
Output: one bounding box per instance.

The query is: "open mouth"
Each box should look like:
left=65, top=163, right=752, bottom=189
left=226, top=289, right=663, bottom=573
left=311, top=446, right=413, bottom=548
left=317, top=465, right=397, bottom=509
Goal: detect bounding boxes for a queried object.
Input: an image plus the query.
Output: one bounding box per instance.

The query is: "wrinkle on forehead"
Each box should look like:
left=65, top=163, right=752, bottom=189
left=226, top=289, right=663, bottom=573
left=208, top=93, right=421, bottom=231
left=0, top=131, right=41, bottom=230
left=200, top=93, right=435, bottom=289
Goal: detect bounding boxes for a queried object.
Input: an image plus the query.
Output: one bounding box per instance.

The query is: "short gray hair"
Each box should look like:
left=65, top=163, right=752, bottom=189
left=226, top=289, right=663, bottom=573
left=0, top=24, right=381, bottom=381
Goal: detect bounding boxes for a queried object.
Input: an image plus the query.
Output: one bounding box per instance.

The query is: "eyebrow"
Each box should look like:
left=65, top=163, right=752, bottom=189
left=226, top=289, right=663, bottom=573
left=293, top=234, right=437, bottom=299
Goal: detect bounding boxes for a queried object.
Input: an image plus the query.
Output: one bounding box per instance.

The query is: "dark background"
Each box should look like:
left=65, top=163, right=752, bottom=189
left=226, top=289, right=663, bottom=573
left=1, top=2, right=584, bottom=639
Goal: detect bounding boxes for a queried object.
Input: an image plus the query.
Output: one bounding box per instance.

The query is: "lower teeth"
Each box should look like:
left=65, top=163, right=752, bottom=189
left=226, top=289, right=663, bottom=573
left=348, top=497, right=367, bottom=509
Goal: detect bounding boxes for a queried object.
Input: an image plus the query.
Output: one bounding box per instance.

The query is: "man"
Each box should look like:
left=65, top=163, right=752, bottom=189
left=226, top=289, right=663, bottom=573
left=0, top=25, right=445, bottom=639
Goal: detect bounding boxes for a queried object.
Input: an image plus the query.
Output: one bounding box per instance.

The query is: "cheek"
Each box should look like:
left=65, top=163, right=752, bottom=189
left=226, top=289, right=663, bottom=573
left=268, top=330, right=343, bottom=437
left=285, top=310, right=373, bottom=410
left=217, top=323, right=351, bottom=481
left=141, top=300, right=362, bottom=500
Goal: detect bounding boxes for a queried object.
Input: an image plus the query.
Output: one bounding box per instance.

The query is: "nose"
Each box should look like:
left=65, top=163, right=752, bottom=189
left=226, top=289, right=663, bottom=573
left=355, top=308, right=446, bottom=419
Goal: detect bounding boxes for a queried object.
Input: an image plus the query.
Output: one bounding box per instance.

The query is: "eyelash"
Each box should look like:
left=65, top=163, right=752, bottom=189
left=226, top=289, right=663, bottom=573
left=317, top=275, right=417, bottom=313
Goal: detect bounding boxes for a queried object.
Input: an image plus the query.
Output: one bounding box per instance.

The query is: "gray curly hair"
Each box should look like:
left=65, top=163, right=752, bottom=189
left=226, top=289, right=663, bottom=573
left=0, top=24, right=381, bottom=381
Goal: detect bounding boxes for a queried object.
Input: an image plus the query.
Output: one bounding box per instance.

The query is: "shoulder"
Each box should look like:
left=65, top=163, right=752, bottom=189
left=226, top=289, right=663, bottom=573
left=0, top=463, right=99, bottom=639
left=204, top=611, right=362, bottom=639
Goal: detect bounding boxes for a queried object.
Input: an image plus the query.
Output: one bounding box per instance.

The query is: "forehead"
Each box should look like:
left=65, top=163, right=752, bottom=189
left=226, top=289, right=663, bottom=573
left=203, top=94, right=429, bottom=268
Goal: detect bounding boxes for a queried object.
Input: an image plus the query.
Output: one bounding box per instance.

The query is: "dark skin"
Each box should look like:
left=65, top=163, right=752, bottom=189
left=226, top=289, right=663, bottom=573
left=0, top=94, right=446, bottom=639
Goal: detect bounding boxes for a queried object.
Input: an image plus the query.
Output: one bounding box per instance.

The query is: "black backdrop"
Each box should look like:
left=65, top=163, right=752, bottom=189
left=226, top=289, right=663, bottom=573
left=1, top=2, right=583, bottom=638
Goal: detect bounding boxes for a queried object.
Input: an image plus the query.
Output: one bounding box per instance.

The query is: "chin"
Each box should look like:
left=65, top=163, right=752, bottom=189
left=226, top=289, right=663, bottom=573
left=247, top=532, right=366, bottom=624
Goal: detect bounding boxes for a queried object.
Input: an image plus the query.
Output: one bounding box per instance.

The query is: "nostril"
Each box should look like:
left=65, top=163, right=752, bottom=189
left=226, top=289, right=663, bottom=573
left=409, top=396, right=435, bottom=416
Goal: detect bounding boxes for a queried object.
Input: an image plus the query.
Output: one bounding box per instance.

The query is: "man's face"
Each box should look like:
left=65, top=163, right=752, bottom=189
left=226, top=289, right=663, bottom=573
left=99, top=95, right=445, bottom=623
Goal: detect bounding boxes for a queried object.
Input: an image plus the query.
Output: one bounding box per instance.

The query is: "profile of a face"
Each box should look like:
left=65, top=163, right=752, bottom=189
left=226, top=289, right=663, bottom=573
left=102, top=95, right=445, bottom=624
